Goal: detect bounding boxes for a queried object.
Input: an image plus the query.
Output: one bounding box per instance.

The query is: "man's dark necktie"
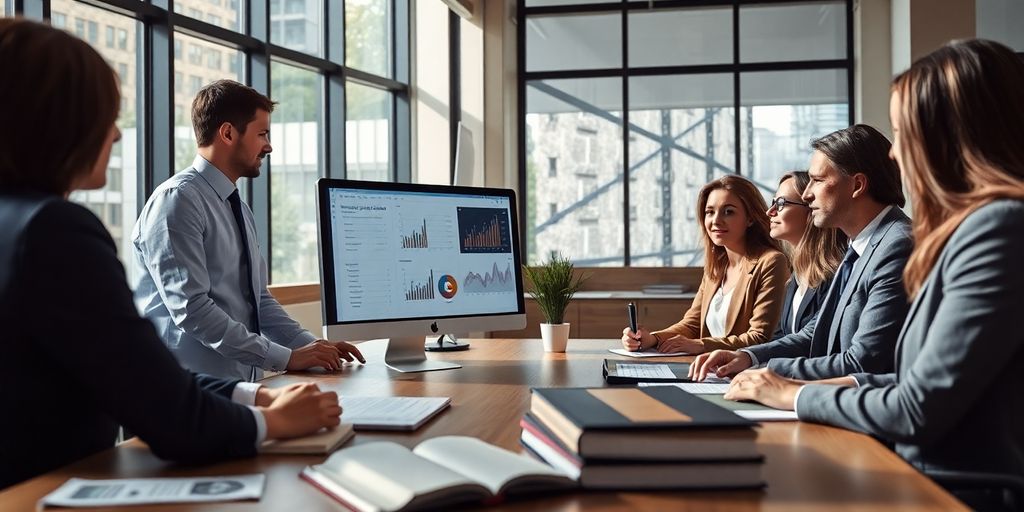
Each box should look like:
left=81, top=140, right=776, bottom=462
left=811, top=245, right=860, bottom=356
left=227, top=190, right=261, bottom=335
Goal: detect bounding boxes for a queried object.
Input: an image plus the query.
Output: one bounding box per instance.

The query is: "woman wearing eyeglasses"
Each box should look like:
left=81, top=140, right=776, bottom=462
left=622, top=175, right=789, bottom=354
left=766, top=171, right=847, bottom=338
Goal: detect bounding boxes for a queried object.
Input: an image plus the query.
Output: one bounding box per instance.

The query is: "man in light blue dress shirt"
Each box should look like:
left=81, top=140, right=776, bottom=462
left=132, top=80, right=364, bottom=381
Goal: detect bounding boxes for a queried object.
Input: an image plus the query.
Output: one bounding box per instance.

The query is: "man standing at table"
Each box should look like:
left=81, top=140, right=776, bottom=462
left=132, top=80, right=363, bottom=381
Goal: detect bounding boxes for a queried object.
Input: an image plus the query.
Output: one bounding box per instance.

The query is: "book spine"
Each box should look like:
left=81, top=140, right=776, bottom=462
left=519, top=417, right=583, bottom=467
left=529, top=393, right=583, bottom=452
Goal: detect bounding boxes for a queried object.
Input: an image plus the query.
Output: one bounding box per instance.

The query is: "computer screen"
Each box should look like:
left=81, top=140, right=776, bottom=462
left=317, top=179, right=526, bottom=346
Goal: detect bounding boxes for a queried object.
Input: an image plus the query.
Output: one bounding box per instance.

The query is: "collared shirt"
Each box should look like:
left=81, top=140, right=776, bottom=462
left=848, top=205, right=893, bottom=259
left=742, top=205, right=895, bottom=368
left=132, top=155, right=317, bottom=381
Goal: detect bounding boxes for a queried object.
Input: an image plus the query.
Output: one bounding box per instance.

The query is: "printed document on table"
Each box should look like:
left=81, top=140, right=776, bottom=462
left=39, top=474, right=264, bottom=508
left=615, top=363, right=677, bottom=379
left=641, top=379, right=732, bottom=394
left=608, top=348, right=688, bottom=358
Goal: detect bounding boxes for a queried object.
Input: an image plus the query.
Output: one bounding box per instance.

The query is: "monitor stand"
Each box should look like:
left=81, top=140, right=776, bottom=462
left=425, top=334, right=470, bottom=352
left=384, top=336, right=462, bottom=373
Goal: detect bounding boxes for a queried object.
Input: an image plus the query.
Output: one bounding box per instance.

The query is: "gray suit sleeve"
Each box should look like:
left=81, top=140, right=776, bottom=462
left=851, top=372, right=896, bottom=387
left=768, top=234, right=911, bottom=380
left=745, top=309, right=820, bottom=362
left=796, top=206, right=1024, bottom=444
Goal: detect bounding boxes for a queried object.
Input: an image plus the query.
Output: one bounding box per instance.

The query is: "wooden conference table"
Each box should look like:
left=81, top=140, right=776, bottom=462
left=1, top=338, right=965, bottom=511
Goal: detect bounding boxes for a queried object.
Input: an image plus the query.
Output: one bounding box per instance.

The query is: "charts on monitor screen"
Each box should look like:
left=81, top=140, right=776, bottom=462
left=330, top=188, right=519, bottom=323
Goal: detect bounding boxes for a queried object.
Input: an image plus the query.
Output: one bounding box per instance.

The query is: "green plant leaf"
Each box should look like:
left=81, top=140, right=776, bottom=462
left=523, top=252, right=589, bottom=324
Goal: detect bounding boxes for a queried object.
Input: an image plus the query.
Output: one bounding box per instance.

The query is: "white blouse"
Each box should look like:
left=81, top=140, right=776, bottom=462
left=705, top=285, right=734, bottom=338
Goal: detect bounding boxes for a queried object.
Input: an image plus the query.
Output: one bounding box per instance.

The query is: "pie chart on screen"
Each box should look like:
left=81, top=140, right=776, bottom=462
left=438, top=274, right=458, bottom=300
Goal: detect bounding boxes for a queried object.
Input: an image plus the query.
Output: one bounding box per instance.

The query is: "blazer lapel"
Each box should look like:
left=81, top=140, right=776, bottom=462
left=781, top=279, right=798, bottom=334
left=826, top=210, right=901, bottom=353
left=699, top=274, right=714, bottom=337
left=724, top=257, right=754, bottom=335
left=894, top=260, right=935, bottom=371
left=794, top=282, right=814, bottom=329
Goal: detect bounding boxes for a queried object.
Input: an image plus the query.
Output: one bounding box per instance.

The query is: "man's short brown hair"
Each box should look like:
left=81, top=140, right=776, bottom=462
left=191, top=80, right=276, bottom=147
left=0, top=18, right=120, bottom=194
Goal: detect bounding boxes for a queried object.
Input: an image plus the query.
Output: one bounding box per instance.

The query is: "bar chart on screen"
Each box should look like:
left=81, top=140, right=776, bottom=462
left=398, top=215, right=455, bottom=250
left=404, top=269, right=436, bottom=301
left=457, top=207, right=512, bottom=254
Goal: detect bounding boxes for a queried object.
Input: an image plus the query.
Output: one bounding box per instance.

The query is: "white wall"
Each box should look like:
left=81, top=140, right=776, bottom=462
left=282, top=302, right=323, bottom=337
left=412, top=0, right=452, bottom=185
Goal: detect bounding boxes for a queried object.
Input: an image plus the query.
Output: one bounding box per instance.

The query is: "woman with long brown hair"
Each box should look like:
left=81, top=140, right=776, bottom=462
left=622, top=175, right=789, bottom=354
left=0, top=18, right=341, bottom=489
left=767, top=171, right=847, bottom=338
left=724, top=39, right=1024, bottom=504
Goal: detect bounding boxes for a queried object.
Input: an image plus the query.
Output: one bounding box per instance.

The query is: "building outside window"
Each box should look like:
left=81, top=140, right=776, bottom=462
left=521, top=0, right=851, bottom=267
left=24, top=0, right=408, bottom=285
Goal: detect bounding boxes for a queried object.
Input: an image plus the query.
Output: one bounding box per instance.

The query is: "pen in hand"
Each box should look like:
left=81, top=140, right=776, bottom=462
left=627, top=302, right=640, bottom=351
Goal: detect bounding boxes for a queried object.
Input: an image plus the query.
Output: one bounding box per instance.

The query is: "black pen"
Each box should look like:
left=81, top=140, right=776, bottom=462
left=627, top=302, right=639, bottom=350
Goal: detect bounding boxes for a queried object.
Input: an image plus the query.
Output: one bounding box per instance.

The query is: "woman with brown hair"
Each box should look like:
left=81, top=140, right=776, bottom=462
left=0, top=18, right=341, bottom=489
left=724, top=39, right=1024, bottom=505
left=622, top=175, right=789, bottom=354
left=766, top=171, right=847, bottom=338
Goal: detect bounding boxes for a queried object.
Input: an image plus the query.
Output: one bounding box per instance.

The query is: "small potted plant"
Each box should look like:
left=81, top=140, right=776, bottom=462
left=523, top=252, right=587, bottom=352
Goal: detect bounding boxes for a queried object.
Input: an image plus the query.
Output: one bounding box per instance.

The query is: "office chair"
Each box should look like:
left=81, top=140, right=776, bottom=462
left=927, top=469, right=1024, bottom=512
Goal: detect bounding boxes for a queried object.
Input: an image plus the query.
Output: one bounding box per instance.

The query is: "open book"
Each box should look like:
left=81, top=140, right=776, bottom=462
left=300, top=436, right=575, bottom=511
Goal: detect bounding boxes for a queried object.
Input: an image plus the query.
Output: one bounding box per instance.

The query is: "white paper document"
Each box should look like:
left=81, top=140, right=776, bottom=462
left=639, top=382, right=799, bottom=421
left=734, top=409, right=799, bottom=421
left=39, top=474, right=264, bottom=508
left=640, top=380, right=732, bottom=394
left=341, top=396, right=451, bottom=431
left=616, top=363, right=677, bottom=379
left=608, top=348, right=688, bottom=358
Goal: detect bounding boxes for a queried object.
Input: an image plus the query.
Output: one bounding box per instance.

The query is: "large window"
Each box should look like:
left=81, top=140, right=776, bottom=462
left=172, top=33, right=242, bottom=173
left=346, top=82, right=392, bottom=182
left=521, top=1, right=852, bottom=267
left=16, top=0, right=409, bottom=284
left=269, top=62, right=322, bottom=283
left=53, top=0, right=139, bottom=268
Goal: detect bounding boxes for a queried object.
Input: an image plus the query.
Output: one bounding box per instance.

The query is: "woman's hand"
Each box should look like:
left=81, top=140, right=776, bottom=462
left=656, top=336, right=705, bottom=354
left=621, top=327, right=657, bottom=351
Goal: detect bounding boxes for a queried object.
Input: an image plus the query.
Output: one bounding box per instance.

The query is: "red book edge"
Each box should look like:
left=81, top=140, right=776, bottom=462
left=519, top=416, right=583, bottom=469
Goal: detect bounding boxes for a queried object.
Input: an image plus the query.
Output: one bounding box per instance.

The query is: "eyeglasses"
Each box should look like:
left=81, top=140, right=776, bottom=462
left=771, top=197, right=810, bottom=212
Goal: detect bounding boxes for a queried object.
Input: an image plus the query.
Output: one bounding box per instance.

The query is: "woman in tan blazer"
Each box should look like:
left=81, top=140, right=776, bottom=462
left=622, top=175, right=789, bottom=354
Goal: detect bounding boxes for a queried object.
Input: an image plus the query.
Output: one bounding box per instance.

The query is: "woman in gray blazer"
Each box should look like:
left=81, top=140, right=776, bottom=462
left=722, top=39, right=1024, bottom=499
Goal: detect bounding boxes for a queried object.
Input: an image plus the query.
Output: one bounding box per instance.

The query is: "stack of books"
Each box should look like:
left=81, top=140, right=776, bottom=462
left=521, top=386, right=765, bottom=490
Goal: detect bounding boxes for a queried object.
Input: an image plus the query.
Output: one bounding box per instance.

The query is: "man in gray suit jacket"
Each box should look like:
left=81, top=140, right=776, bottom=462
left=690, top=124, right=911, bottom=381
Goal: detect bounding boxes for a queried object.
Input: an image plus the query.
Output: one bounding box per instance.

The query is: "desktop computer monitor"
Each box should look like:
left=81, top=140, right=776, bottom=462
left=316, top=179, right=527, bottom=372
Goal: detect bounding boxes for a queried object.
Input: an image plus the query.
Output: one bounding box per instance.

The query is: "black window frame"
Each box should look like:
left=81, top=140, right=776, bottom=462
left=517, top=0, right=854, bottom=267
left=12, top=0, right=412, bottom=284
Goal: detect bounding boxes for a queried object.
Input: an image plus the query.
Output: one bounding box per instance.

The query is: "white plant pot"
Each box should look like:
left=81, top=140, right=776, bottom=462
left=540, top=323, right=570, bottom=353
